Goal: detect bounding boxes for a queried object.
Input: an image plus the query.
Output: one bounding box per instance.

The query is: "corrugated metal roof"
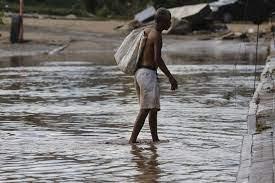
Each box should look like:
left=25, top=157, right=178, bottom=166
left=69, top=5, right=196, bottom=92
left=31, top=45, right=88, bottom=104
left=210, top=0, right=239, bottom=11
left=169, top=3, right=209, bottom=20
left=134, top=6, right=156, bottom=22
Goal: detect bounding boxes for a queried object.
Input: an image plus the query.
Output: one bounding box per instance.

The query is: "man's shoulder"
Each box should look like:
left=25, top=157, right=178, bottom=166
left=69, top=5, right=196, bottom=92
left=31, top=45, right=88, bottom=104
left=146, top=29, right=161, bottom=40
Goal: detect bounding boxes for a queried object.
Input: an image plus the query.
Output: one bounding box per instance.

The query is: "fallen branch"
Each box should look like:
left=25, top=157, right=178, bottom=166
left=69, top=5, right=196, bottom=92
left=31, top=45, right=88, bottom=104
left=48, top=40, right=71, bottom=55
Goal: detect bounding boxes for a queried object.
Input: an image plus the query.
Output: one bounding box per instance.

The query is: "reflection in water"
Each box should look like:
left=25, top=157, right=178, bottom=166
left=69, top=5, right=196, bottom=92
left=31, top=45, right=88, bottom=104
left=0, top=56, right=41, bottom=68
left=10, top=56, right=24, bottom=67
left=131, top=144, right=160, bottom=183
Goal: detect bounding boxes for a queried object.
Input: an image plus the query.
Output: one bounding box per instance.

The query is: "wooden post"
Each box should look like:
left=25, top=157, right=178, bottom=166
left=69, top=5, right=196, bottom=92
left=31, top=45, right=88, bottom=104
left=18, top=0, right=24, bottom=42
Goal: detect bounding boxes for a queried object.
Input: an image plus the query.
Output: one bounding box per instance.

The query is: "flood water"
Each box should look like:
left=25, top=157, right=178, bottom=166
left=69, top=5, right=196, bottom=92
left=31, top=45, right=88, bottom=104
left=0, top=54, right=265, bottom=182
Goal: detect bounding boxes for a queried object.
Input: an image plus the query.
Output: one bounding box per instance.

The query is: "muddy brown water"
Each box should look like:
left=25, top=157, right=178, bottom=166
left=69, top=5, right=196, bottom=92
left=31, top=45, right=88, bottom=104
left=0, top=41, right=268, bottom=182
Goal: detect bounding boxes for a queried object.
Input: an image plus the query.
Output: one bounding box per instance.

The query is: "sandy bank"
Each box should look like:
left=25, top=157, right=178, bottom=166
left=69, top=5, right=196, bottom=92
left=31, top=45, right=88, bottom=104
left=0, top=17, right=272, bottom=64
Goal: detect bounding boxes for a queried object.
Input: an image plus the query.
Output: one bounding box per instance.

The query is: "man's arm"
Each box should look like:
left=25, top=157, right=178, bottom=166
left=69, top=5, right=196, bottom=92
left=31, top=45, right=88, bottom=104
left=154, top=33, right=178, bottom=90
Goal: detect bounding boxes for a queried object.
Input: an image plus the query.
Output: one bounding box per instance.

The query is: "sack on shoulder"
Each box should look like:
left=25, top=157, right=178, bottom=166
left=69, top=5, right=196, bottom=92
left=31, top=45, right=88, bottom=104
left=114, top=29, right=147, bottom=75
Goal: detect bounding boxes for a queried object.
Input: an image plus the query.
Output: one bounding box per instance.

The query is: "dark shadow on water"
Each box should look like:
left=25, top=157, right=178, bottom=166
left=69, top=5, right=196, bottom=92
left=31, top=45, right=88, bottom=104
left=10, top=56, right=24, bottom=67
left=8, top=56, right=42, bottom=67
left=131, top=144, right=161, bottom=183
left=0, top=56, right=42, bottom=68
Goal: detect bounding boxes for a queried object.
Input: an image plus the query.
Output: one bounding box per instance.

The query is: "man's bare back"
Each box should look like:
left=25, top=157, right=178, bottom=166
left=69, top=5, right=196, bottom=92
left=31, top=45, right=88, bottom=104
left=139, top=28, right=161, bottom=70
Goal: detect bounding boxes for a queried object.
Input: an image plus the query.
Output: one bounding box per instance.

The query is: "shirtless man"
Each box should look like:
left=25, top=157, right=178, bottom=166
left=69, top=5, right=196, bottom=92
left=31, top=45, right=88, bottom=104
left=129, top=8, right=178, bottom=143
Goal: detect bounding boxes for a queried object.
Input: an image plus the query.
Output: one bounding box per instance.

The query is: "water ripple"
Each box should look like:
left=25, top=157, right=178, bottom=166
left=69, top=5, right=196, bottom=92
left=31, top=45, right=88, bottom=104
left=0, top=61, right=262, bottom=182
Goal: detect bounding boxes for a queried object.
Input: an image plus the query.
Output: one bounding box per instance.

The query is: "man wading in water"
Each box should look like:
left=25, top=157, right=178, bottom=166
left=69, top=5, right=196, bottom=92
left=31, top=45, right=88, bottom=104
left=129, top=8, right=178, bottom=143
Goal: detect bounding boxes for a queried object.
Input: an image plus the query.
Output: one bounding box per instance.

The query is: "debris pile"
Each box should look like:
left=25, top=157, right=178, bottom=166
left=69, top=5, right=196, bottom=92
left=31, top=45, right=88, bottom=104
left=116, top=4, right=215, bottom=35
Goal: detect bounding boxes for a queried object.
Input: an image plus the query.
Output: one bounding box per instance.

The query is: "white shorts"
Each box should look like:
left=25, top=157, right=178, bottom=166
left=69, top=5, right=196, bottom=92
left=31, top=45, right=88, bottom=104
left=135, top=68, right=160, bottom=111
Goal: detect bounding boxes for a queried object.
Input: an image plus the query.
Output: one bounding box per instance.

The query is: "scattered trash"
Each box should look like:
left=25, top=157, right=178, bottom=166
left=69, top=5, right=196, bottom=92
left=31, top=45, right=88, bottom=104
left=117, top=3, right=213, bottom=35
left=48, top=40, right=71, bottom=55
left=248, top=28, right=254, bottom=34
left=220, top=31, right=250, bottom=41
left=114, top=20, right=143, bottom=34
left=65, top=14, right=77, bottom=19
left=239, top=32, right=249, bottom=41
left=165, top=18, right=191, bottom=35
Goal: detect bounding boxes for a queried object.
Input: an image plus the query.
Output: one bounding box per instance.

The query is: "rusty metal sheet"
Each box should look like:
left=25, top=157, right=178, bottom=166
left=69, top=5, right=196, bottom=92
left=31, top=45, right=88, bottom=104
left=134, top=6, right=156, bottom=23
left=168, top=3, right=209, bottom=20
left=210, top=0, right=239, bottom=11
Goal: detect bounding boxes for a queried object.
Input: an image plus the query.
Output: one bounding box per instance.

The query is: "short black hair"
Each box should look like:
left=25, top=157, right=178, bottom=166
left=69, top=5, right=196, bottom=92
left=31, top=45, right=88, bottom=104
left=155, top=7, right=171, bottom=23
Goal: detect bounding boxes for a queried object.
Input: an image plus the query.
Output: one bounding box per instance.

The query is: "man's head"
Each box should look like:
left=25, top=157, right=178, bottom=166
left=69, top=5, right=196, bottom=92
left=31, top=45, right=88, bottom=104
left=155, top=8, right=171, bottom=30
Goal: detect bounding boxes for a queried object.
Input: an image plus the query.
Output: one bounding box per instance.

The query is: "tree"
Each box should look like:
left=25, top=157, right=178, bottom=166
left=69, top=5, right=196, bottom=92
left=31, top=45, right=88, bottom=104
left=82, top=0, right=216, bottom=18
left=82, top=0, right=99, bottom=12
left=0, top=0, right=3, bottom=24
left=153, top=0, right=215, bottom=8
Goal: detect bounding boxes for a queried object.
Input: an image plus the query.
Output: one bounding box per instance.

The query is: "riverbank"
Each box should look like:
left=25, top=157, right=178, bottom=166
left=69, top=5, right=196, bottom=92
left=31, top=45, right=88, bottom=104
left=237, top=41, right=275, bottom=183
left=0, top=17, right=271, bottom=65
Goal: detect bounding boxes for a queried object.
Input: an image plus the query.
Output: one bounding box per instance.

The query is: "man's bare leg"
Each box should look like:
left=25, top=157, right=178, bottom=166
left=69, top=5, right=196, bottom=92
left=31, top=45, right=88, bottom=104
left=129, top=109, right=150, bottom=143
left=149, top=109, right=159, bottom=142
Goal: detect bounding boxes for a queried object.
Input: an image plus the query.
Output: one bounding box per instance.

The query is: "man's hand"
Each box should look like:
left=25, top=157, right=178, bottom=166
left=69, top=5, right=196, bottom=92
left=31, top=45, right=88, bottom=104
left=169, top=77, right=178, bottom=90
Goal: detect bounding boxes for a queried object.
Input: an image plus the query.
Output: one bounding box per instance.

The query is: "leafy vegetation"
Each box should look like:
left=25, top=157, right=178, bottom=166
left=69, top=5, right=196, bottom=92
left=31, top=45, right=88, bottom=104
left=0, top=0, right=4, bottom=24
left=5, top=0, right=89, bottom=16
left=4, top=0, right=214, bottom=18
left=83, top=0, right=214, bottom=18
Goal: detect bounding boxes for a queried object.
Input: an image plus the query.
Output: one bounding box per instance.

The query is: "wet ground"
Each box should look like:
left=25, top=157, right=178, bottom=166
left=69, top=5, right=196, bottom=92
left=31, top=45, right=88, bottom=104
left=0, top=45, right=266, bottom=182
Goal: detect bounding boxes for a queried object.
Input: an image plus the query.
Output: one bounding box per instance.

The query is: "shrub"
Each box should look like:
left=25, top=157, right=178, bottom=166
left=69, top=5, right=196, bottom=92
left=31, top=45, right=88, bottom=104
left=89, top=0, right=215, bottom=18
left=5, top=0, right=89, bottom=16
left=3, top=0, right=216, bottom=18
left=0, top=0, right=3, bottom=24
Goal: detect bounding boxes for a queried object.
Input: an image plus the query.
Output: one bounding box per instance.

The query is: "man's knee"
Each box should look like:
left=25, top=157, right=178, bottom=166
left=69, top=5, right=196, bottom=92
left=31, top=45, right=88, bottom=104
left=138, top=109, right=150, bottom=118
left=150, top=108, right=158, bottom=114
left=140, top=109, right=150, bottom=114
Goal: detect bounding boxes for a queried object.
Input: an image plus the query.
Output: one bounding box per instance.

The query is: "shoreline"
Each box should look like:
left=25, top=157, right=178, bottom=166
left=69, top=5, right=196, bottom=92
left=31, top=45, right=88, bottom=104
left=0, top=17, right=272, bottom=64
left=237, top=41, right=275, bottom=183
